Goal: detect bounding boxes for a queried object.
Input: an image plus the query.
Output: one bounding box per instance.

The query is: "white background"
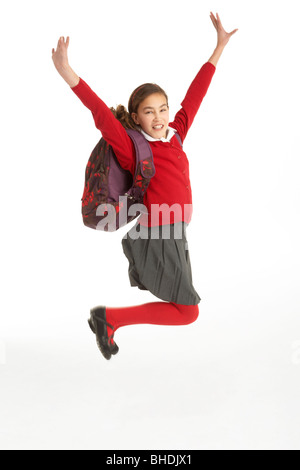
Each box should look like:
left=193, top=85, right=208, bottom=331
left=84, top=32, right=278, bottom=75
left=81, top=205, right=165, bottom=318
left=0, top=0, right=300, bottom=450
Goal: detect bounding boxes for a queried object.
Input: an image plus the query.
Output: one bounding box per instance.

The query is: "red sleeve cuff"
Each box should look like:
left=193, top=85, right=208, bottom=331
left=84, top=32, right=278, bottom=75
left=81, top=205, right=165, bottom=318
left=70, top=78, right=82, bottom=91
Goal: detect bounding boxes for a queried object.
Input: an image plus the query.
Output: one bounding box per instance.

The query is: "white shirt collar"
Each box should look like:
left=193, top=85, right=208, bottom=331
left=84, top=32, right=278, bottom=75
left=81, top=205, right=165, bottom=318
left=139, top=126, right=177, bottom=143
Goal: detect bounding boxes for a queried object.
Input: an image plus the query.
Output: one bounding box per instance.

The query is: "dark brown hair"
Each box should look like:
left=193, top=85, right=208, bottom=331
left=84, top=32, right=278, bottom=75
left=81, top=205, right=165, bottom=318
left=110, top=83, right=168, bottom=130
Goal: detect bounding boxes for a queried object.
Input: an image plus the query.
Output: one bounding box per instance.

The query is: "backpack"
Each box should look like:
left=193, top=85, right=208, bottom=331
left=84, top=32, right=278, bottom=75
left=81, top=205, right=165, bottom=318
left=81, top=129, right=156, bottom=232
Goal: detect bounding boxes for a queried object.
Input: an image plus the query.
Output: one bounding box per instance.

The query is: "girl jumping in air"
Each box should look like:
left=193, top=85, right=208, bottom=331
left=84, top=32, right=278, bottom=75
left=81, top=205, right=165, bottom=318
left=52, top=12, right=238, bottom=360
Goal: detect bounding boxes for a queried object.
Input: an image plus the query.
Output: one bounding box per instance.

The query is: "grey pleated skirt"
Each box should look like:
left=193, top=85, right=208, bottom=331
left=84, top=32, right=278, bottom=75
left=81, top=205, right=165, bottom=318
left=121, top=221, right=201, bottom=305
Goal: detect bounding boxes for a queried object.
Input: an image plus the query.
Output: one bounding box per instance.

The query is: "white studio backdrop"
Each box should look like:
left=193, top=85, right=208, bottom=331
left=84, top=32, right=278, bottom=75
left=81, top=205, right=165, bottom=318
left=0, top=0, right=300, bottom=450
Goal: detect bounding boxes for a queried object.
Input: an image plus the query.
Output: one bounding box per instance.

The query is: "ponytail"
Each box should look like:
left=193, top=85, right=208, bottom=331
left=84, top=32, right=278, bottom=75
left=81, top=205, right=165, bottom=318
left=110, top=105, right=137, bottom=130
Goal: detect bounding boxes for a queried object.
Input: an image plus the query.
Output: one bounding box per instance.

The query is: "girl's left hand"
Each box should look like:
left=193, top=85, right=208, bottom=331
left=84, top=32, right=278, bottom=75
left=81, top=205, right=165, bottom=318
left=210, top=12, right=238, bottom=47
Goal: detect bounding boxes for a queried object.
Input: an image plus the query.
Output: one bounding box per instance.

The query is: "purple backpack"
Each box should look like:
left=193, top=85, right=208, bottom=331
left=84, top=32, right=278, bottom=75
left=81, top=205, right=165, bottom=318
left=81, top=129, right=156, bottom=231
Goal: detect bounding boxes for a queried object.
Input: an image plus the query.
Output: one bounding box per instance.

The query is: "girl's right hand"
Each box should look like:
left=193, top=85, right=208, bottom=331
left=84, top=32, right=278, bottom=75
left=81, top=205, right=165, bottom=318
left=52, top=36, right=70, bottom=71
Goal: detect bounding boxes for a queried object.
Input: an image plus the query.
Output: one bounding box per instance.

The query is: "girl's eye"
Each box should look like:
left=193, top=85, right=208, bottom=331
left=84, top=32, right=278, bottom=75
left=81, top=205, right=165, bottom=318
left=145, top=108, right=167, bottom=114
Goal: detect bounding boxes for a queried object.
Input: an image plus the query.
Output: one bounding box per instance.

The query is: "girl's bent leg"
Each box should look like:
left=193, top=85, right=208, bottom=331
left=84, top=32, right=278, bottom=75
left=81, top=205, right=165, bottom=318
left=105, top=302, right=199, bottom=339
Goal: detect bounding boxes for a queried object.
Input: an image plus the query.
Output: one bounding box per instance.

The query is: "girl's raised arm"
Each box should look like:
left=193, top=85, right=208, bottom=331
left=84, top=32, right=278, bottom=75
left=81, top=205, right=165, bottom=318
left=52, top=36, right=79, bottom=88
left=208, top=12, right=238, bottom=67
left=51, top=36, right=135, bottom=175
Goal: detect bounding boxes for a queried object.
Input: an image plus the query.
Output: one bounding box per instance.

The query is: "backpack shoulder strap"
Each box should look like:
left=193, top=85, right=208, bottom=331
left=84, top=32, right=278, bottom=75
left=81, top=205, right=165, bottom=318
left=174, top=131, right=183, bottom=148
left=125, top=128, right=156, bottom=178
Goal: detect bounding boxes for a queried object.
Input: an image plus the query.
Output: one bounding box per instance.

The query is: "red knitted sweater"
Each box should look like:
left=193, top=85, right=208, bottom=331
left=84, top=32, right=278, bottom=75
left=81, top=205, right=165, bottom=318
left=71, top=61, right=216, bottom=226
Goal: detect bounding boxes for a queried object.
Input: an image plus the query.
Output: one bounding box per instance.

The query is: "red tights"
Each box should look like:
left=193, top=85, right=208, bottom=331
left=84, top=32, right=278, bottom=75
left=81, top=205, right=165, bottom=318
left=105, top=301, right=199, bottom=342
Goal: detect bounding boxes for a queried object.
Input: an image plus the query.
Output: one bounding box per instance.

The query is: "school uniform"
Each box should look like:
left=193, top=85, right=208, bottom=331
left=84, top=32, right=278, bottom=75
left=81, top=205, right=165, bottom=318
left=71, top=62, right=216, bottom=306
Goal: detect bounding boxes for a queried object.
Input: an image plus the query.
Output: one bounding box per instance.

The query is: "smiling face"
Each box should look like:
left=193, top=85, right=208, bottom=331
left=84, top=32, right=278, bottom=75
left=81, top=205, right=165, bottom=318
left=131, top=93, right=170, bottom=139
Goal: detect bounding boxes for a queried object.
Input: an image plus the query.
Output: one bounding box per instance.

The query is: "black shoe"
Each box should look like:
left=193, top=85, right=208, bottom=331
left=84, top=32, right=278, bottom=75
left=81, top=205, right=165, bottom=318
left=88, top=310, right=119, bottom=356
left=88, top=306, right=117, bottom=360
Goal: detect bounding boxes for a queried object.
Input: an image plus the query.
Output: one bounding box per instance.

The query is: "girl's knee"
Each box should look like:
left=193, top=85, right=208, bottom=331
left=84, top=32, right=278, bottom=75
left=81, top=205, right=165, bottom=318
left=186, top=304, right=199, bottom=323
left=172, top=303, right=199, bottom=324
